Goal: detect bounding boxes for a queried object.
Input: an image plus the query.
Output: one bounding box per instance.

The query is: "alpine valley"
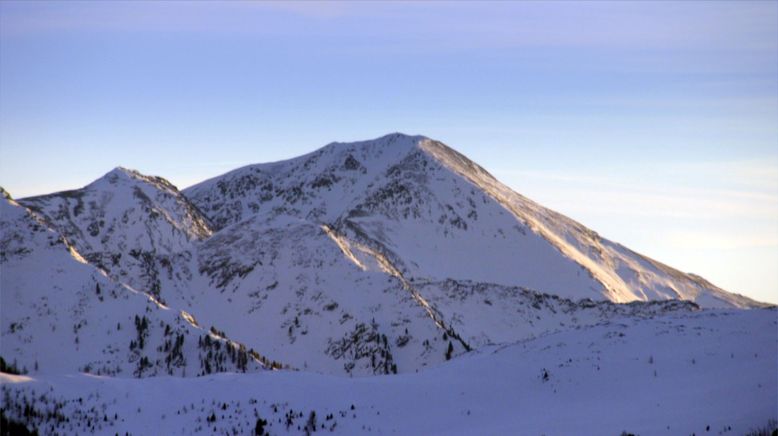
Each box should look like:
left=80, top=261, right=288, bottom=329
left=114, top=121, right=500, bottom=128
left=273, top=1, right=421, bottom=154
left=1, top=133, right=775, bottom=435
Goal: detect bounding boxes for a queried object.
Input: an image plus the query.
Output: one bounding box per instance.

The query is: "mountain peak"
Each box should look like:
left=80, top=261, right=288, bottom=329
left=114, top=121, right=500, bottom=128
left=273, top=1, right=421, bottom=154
left=338, top=132, right=427, bottom=145
left=324, top=132, right=428, bottom=155
left=105, top=165, right=138, bottom=178
left=376, top=132, right=427, bottom=143
left=19, top=163, right=213, bottom=258
left=92, top=166, right=181, bottom=196
left=93, top=166, right=145, bottom=187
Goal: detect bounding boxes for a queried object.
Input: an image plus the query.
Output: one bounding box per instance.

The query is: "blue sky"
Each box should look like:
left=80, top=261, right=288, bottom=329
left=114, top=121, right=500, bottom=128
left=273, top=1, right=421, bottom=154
left=1, top=1, right=776, bottom=303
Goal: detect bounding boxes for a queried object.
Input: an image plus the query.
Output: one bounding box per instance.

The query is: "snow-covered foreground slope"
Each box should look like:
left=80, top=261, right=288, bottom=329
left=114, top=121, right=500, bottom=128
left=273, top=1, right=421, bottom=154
left=3, top=308, right=775, bottom=435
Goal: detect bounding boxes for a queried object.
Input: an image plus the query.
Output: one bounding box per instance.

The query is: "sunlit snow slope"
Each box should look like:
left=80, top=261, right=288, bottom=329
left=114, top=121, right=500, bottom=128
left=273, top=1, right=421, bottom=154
left=2, top=308, right=775, bottom=435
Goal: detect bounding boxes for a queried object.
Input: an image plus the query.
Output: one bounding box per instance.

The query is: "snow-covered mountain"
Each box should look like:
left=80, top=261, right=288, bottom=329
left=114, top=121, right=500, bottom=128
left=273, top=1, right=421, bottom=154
left=4, top=133, right=767, bottom=378
left=1, top=133, right=774, bottom=434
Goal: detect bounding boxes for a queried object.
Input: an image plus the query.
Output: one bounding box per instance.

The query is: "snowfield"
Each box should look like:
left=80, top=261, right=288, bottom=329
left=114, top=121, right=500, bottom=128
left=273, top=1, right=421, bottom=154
left=1, top=133, right=776, bottom=434
left=2, top=308, right=776, bottom=435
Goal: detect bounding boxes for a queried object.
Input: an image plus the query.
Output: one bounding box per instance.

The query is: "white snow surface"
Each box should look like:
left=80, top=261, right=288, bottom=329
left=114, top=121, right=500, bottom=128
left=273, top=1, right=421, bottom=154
left=2, top=308, right=775, bottom=435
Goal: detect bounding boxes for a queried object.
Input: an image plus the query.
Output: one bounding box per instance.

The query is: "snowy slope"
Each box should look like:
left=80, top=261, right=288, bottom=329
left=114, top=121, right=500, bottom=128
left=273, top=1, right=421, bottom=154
left=0, top=195, right=270, bottom=377
left=2, top=308, right=775, bottom=435
left=412, top=279, right=699, bottom=348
